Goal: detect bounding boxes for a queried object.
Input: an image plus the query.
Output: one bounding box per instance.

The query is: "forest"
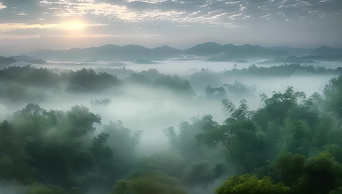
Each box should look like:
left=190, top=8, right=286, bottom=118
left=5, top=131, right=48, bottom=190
left=0, top=64, right=342, bottom=194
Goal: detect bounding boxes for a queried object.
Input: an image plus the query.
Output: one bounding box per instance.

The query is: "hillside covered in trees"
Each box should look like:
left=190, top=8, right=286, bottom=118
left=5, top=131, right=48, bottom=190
left=0, top=64, right=342, bottom=193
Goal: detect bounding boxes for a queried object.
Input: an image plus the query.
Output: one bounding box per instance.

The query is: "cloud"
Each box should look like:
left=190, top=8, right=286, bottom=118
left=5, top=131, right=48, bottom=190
left=0, top=0, right=341, bottom=26
left=0, top=2, right=6, bottom=9
left=0, top=0, right=341, bottom=50
left=0, top=22, right=106, bottom=32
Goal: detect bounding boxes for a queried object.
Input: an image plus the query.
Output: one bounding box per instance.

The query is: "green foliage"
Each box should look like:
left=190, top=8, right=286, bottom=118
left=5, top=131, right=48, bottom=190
left=135, top=152, right=186, bottom=178
left=223, top=63, right=339, bottom=77
left=127, top=69, right=195, bottom=96
left=163, top=115, right=227, bottom=187
left=216, top=174, right=291, bottom=194
left=183, top=161, right=224, bottom=186
left=0, top=56, right=15, bottom=67
left=0, top=66, right=121, bottom=102
left=272, top=152, right=306, bottom=185
left=221, top=98, right=235, bottom=116
left=0, top=104, right=141, bottom=193
left=67, top=105, right=101, bottom=137
left=26, top=183, right=68, bottom=194
left=1, top=65, right=342, bottom=193
left=330, top=187, right=342, bottom=194
left=112, top=170, right=186, bottom=194
left=230, top=99, right=252, bottom=119
left=256, top=87, right=305, bottom=123
left=154, top=74, right=194, bottom=96
left=197, top=101, right=267, bottom=172
left=323, top=144, right=342, bottom=163
left=103, top=121, right=143, bottom=160
left=137, top=69, right=160, bottom=81
left=323, top=75, right=342, bottom=116
left=206, top=85, right=227, bottom=100
left=294, top=152, right=342, bottom=194
left=224, top=81, right=255, bottom=97
left=0, top=155, right=14, bottom=179
left=65, top=68, right=120, bottom=92
left=194, top=79, right=342, bottom=192
left=165, top=115, right=219, bottom=161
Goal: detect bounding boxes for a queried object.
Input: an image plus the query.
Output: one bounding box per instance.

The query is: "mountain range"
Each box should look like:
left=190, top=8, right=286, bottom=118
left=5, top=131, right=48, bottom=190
left=3, top=42, right=342, bottom=64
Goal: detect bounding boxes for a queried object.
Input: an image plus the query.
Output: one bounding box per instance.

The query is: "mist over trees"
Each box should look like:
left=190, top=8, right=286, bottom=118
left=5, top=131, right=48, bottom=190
left=0, top=63, right=342, bottom=193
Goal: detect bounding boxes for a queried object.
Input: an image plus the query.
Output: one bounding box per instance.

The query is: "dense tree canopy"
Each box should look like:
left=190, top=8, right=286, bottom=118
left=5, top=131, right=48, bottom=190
left=0, top=104, right=141, bottom=193
left=0, top=65, right=341, bottom=193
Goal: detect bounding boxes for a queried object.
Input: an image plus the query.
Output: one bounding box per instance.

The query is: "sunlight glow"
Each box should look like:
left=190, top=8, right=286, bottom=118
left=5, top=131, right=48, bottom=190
left=61, top=20, right=88, bottom=31
left=0, top=20, right=107, bottom=32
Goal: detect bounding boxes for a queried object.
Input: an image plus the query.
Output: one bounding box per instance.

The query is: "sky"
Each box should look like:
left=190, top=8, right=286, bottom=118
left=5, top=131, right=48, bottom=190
left=0, top=0, right=341, bottom=54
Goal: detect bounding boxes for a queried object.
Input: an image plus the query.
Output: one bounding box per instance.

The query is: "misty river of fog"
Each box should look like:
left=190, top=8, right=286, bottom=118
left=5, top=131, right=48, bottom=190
left=33, top=59, right=342, bottom=73
left=0, top=60, right=337, bottom=155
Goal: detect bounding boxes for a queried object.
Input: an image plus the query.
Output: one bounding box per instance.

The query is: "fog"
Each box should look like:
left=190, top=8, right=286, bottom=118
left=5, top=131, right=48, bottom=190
left=0, top=58, right=342, bottom=193
left=1, top=61, right=336, bottom=154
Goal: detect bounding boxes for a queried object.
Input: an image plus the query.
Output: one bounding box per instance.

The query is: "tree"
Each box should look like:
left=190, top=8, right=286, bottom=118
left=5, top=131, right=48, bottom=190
left=294, top=152, right=342, bottom=194
left=205, top=85, right=227, bottom=100
left=66, top=105, right=101, bottom=137
left=216, top=174, right=291, bottom=194
left=112, top=170, right=186, bottom=194
left=323, top=75, right=342, bottom=116
left=183, top=161, right=224, bottom=187
left=197, top=101, right=267, bottom=172
left=165, top=115, right=219, bottom=161
left=154, top=74, right=194, bottom=96
left=272, top=152, right=306, bottom=186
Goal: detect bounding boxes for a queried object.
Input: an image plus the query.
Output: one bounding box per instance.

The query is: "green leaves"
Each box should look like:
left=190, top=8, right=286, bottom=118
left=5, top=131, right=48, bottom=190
left=323, top=75, right=342, bottom=116
left=272, top=152, right=306, bottom=185
left=112, top=170, right=186, bottom=194
left=0, top=104, right=142, bottom=193
left=216, top=174, right=291, bottom=194
left=67, top=105, right=101, bottom=137
left=296, top=152, right=342, bottom=194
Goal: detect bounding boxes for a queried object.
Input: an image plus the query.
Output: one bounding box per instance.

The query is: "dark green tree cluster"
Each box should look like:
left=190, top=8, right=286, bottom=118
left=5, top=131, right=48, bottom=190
left=0, top=56, right=15, bottom=67
left=112, top=115, right=226, bottom=193
left=0, top=66, right=120, bottom=102
left=226, top=63, right=341, bottom=77
left=62, top=68, right=120, bottom=92
left=205, top=85, right=227, bottom=100
left=1, top=65, right=342, bottom=193
left=0, top=104, right=141, bottom=193
left=112, top=75, right=342, bottom=193
left=0, top=66, right=197, bottom=103
left=190, top=64, right=342, bottom=95
left=128, top=69, right=194, bottom=96
left=223, top=81, right=256, bottom=97
left=216, top=174, right=291, bottom=194
left=112, top=169, right=186, bottom=194
left=196, top=76, right=342, bottom=193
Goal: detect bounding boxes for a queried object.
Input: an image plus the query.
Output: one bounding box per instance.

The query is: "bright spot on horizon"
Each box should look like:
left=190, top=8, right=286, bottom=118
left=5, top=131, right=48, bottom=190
left=61, top=20, right=88, bottom=32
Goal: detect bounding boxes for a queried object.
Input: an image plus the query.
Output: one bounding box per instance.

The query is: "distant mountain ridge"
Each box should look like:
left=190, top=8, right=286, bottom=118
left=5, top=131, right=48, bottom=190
left=25, top=42, right=342, bottom=63
left=28, top=44, right=182, bottom=62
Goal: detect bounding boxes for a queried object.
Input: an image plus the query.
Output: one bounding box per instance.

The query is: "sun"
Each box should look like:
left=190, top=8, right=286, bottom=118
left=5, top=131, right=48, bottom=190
left=61, top=20, right=88, bottom=31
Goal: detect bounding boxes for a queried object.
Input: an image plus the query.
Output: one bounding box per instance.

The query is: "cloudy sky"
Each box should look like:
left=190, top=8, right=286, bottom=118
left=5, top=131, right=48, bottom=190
left=0, top=0, right=341, bottom=53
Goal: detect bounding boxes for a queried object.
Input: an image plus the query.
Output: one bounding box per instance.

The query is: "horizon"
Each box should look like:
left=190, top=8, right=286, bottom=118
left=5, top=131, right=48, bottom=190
left=22, top=41, right=342, bottom=51
left=0, top=0, right=342, bottom=55
left=2, top=41, right=341, bottom=57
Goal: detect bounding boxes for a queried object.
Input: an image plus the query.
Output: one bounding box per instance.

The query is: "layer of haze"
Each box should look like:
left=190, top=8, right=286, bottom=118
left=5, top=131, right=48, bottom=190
left=0, top=62, right=337, bottom=154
